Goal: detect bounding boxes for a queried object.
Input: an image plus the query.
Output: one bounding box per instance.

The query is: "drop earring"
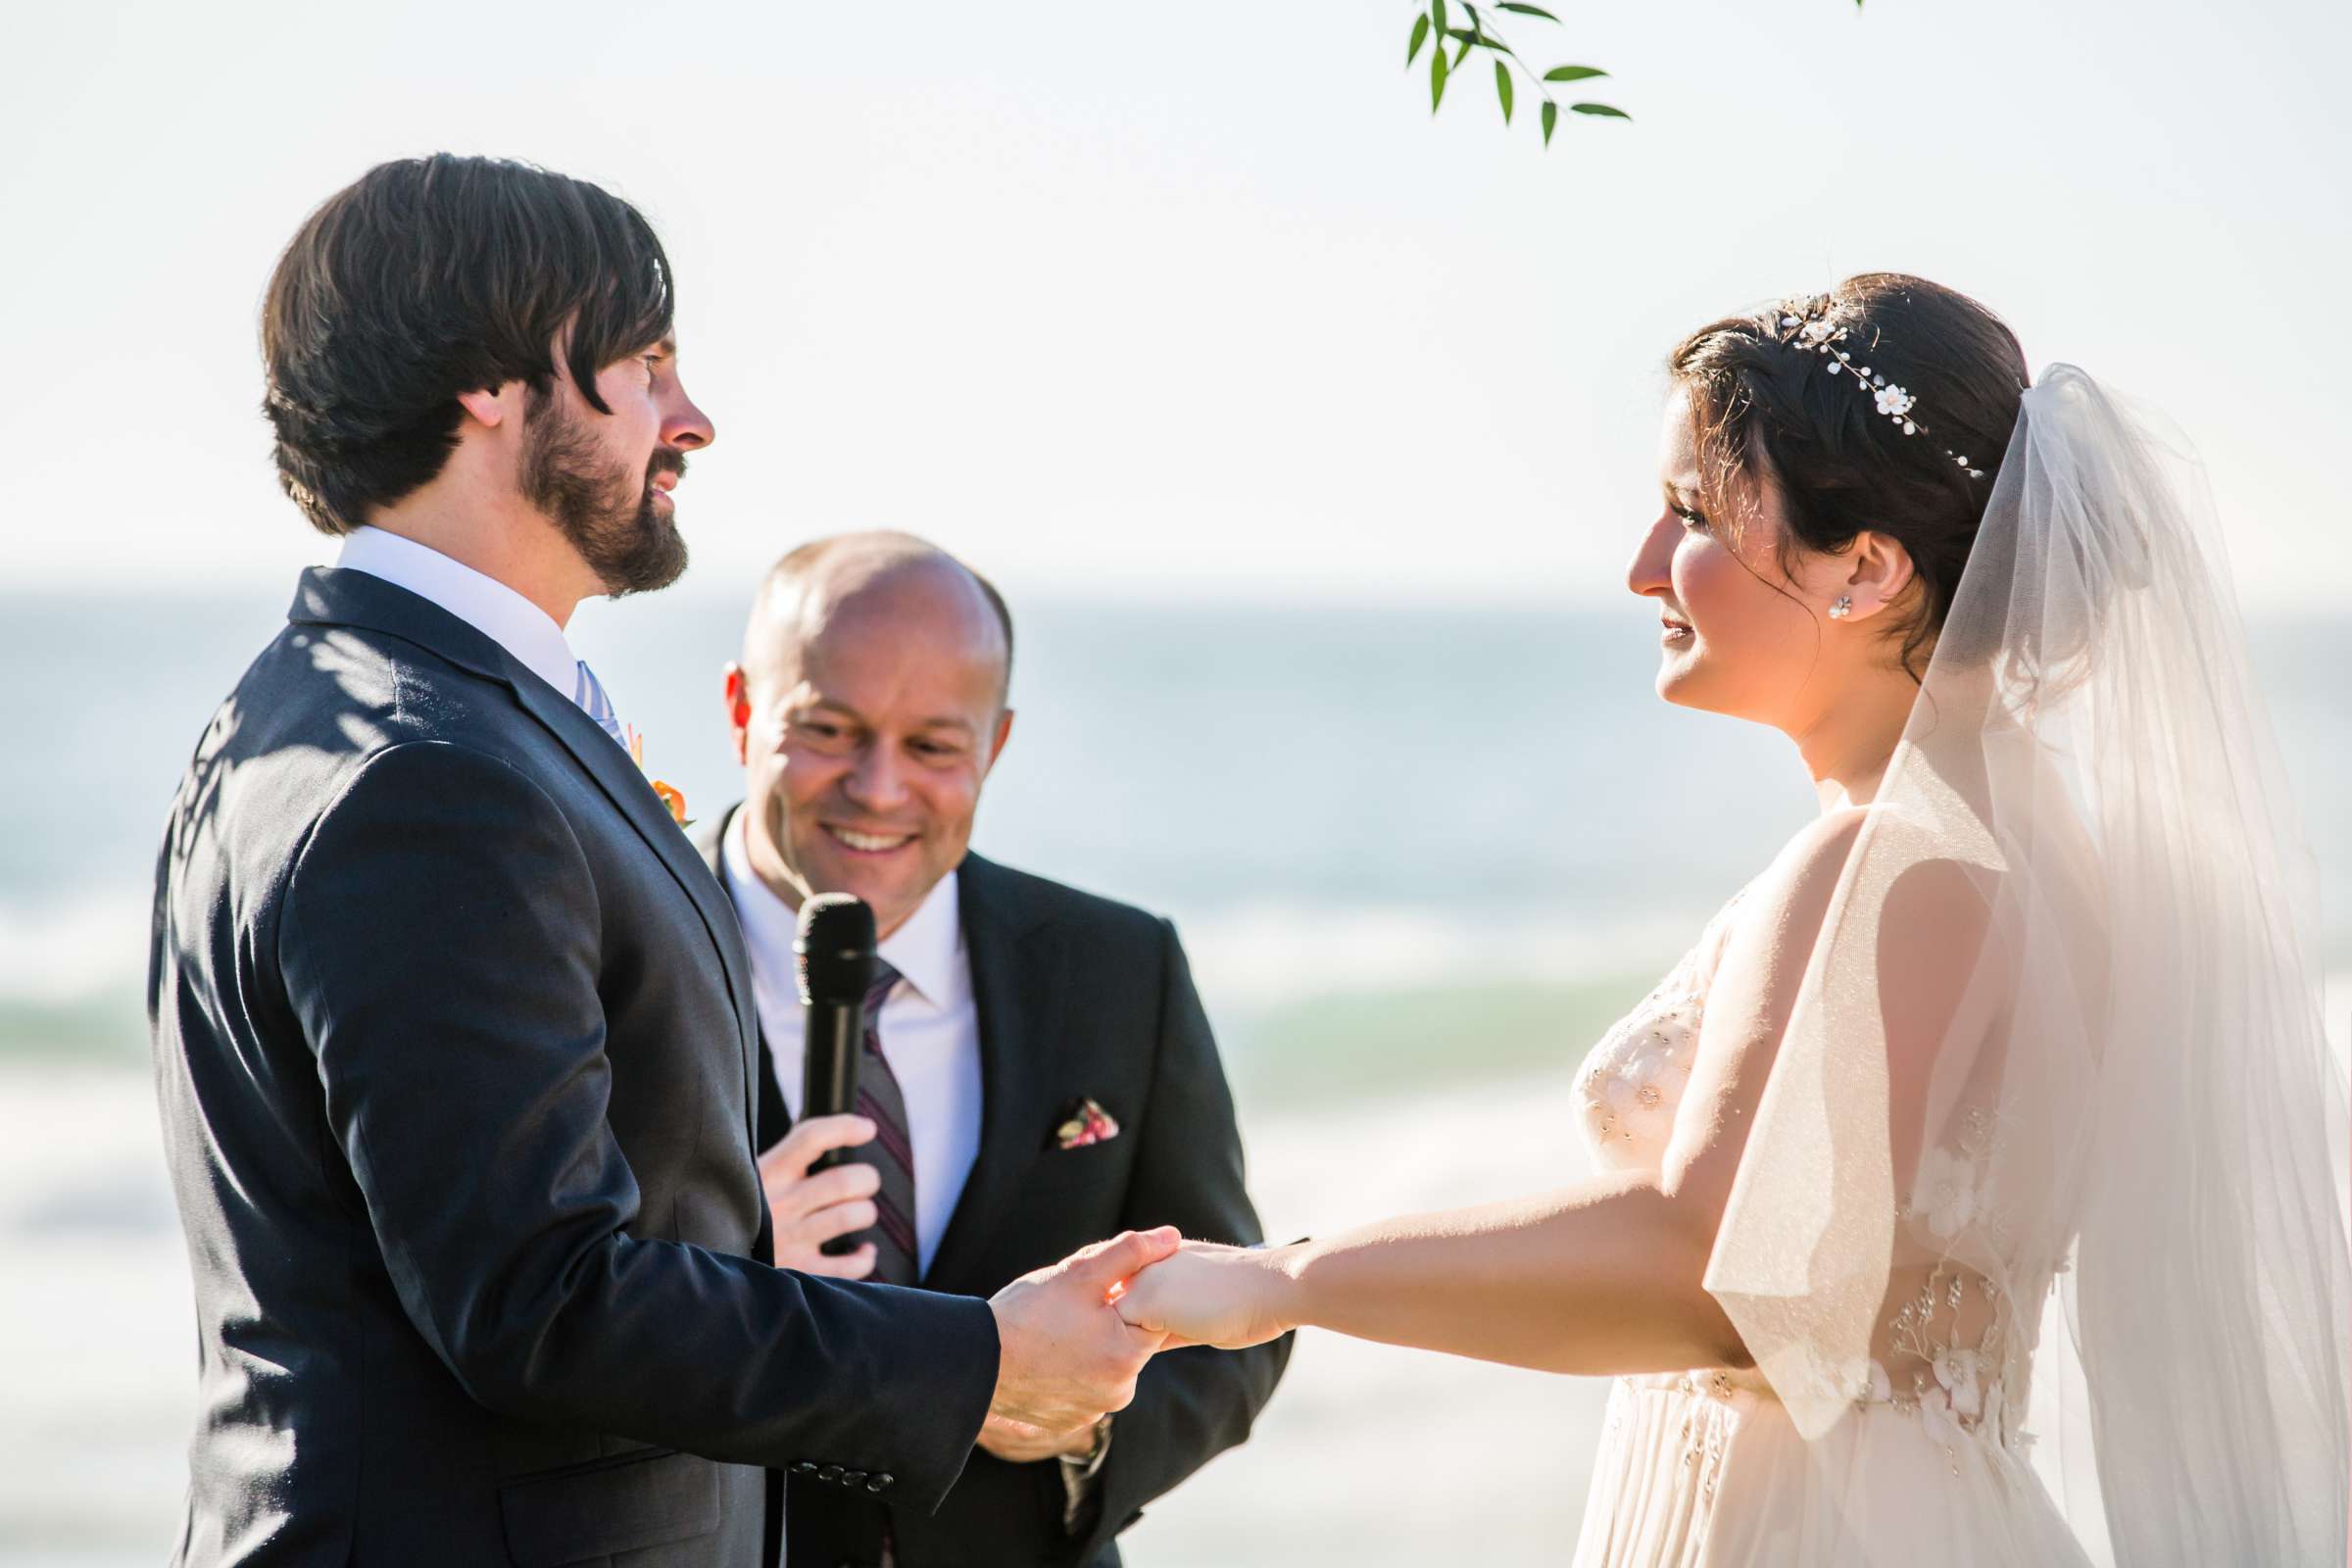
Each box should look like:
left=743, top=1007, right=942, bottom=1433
left=1828, top=596, right=1853, bottom=620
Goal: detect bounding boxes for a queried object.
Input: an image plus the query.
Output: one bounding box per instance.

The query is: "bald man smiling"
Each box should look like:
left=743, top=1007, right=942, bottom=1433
left=693, top=533, right=1290, bottom=1567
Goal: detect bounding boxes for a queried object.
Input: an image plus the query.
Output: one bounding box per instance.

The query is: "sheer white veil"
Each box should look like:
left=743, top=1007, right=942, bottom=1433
left=1702, top=363, right=2351, bottom=1564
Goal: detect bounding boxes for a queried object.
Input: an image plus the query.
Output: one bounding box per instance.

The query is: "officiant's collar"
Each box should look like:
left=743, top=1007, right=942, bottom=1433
left=335, top=525, right=578, bottom=701
left=723, top=804, right=966, bottom=1009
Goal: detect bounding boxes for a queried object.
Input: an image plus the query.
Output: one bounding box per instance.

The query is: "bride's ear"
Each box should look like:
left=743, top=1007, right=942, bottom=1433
left=1835, top=531, right=1917, bottom=622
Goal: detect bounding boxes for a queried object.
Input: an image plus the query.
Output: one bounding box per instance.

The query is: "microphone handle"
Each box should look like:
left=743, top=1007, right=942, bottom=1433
left=801, top=998, right=867, bottom=1256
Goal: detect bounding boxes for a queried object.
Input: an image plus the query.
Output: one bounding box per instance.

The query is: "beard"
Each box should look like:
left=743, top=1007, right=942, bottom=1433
left=520, top=390, right=689, bottom=597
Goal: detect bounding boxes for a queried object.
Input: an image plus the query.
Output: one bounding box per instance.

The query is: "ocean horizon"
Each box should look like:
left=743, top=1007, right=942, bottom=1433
left=8, top=587, right=2350, bottom=1071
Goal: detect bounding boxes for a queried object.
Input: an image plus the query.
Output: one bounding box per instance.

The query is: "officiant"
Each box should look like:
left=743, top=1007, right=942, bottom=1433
left=691, top=532, right=1291, bottom=1567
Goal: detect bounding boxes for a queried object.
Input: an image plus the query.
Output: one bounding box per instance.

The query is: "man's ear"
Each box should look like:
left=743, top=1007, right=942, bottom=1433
left=985, top=708, right=1015, bottom=773
left=1839, top=530, right=1918, bottom=622
left=723, top=662, right=752, bottom=766
left=455, top=385, right=513, bottom=431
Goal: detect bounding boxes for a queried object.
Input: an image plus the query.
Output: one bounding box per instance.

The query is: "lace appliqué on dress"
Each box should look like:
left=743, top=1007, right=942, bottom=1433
left=1576, top=892, right=1744, bottom=1168
left=1580, top=905, right=2045, bottom=1473
left=1580, top=987, right=1703, bottom=1159
left=1854, top=1107, right=2034, bottom=1473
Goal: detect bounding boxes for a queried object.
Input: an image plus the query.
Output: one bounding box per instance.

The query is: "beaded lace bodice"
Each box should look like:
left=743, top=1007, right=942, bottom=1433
left=1575, top=889, right=2050, bottom=1461
left=1574, top=895, right=1743, bottom=1169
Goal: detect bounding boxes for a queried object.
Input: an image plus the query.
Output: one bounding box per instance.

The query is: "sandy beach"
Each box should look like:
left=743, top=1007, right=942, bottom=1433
left=0, top=1059, right=1613, bottom=1565
left=10, top=982, right=2350, bottom=1563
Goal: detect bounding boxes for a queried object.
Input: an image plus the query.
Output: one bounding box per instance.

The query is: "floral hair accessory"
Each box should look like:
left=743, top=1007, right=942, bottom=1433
left=1779, top=308, right=1986, bottom=480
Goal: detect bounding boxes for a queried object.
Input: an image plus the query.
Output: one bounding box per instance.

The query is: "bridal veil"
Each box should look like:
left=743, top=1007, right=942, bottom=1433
left=1700, top=364, right=2352, bottom=1564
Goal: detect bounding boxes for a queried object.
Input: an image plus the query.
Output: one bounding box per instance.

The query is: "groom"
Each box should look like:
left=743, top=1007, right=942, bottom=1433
left=148, top=154, right=1174, bottom=1566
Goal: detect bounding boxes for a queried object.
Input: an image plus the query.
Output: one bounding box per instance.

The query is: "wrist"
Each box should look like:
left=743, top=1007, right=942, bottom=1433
left=983, top=1297, right=1012, bottom=1416
left=1268, top=1240, right=1316, bottom=1335
left=1061, top=1413, right=1112, bottom=1469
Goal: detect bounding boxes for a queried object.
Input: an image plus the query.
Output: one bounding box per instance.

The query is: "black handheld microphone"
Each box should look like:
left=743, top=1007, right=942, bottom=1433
left=795, top=893, right=876, bottom=1214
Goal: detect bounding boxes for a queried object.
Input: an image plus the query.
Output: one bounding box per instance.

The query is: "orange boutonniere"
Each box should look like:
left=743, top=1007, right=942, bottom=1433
left=625, top=726, right=693, bottom=830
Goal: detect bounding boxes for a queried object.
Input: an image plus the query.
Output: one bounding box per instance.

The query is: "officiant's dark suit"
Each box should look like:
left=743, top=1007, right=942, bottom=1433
left=697, top=530, right=1289, bottom=1567
left=693, top=809, right=1292, bottom=1568
left=150, top=566, right=1002, bottom=1566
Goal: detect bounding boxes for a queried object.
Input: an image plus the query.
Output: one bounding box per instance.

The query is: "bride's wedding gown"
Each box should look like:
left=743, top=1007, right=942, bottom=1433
left=1552, top=368, right=2346, bottom=1565
left=1566, top=890, right=2092, bottom=1568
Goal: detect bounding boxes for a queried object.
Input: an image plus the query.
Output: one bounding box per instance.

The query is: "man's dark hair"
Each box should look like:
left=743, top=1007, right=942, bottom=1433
left=261, top=154, right=675, bottom=535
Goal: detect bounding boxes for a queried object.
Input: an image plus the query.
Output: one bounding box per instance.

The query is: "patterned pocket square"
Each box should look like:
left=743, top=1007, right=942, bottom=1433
left=1053, top=1098, right=1120, bottom=1151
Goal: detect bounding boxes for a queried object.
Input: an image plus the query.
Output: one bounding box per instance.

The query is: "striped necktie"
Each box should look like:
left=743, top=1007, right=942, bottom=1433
left=572, top=660, right=629, bottom=750
left=848, top=959, right=922, bottom=1285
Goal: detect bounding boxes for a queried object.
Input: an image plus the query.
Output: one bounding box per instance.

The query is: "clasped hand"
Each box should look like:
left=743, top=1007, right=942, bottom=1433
left=765, top=1123, right=1286, bottom=1463
left=1109, top=1238, right=1298, bottom=1352
left=981, top=1232, right=1298, bottom=1463
left=764, top=1118, right=1294, bottom=1463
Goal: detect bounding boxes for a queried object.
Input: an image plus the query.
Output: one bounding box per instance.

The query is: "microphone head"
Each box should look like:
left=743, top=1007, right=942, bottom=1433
left=795, top=893, right=876, bottom=1007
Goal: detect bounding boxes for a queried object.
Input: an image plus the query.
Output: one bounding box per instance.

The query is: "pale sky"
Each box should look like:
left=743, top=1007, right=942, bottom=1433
left=7, top=0, right=2347, bottom=607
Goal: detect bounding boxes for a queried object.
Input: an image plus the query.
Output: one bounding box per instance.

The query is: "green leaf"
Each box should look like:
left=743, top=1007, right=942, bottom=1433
left=1454, top=34, right=1475, bottom=70
left=1541, top=99, right=1558, bottom=145
left=1433, top=0, right=1448, bottom=39
left=1408, top=12, right=1430, bottom=65
left=1543, top=65, right=1608, bottom=82
left=1494, top=59, right=1514, bottom=122
left=1431, top=44, right=1449, bottom=111
left=1497, top=2, right=1561, bottom=18
left=1571, top=101, right=1631, bottom=119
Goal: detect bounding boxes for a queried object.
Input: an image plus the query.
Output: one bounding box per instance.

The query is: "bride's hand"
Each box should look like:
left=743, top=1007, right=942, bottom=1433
left=1112, top=1239, right=1300, bottom=1349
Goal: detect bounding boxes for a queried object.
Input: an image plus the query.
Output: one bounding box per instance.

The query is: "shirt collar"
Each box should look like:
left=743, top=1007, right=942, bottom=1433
left=721, top=805, right=966, bottom=1008
left=335, top=525, right=580, bottom=701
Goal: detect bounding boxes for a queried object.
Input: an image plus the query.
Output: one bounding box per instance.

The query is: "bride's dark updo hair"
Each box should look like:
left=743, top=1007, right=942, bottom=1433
left=1669, top=273, right=2030, bottom=679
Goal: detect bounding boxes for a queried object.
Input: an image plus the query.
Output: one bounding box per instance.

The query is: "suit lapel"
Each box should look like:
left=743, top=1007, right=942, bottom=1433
left=922, top=856, right=1061, bottom=1291
left=693, top=802, right=787, bottom=1156
left=504, top=673, right=759, bottom=1100
left=293, top=567, right=760, bottom=1124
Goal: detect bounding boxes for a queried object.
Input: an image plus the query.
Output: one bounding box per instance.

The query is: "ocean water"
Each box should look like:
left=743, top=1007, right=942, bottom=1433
left=5, top=587, right=2349, bottom=1072
left=0, top=586, right=1816, bottom=1079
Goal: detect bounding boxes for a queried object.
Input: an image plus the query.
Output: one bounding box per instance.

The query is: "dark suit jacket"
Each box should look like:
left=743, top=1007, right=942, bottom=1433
left=148, top=568, right=1001, bottom=1567
left=696, top=806, right=1291, bottom=1568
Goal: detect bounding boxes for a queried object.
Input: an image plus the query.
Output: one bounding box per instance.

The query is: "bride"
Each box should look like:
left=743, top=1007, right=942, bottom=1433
left=1114, top=273, right=2352, bottom=1565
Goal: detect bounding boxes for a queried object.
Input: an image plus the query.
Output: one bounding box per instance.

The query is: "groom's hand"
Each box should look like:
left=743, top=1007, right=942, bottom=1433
left=985, top=1227, right=1180, bottom=1435
left=757, top=1114, right=883, bottom=1279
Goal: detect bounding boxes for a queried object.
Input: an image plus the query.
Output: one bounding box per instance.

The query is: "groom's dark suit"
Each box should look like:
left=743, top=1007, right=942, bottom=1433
left=694, top=807, right=1291, bottom=1568
left=149, top=567, right=1000, bottom=1567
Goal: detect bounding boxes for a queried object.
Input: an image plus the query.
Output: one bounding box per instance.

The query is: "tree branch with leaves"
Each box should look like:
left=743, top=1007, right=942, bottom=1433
left=1410, top=1, right=1623, bottom=147
left=1409, top=0, right=1862, bottom=146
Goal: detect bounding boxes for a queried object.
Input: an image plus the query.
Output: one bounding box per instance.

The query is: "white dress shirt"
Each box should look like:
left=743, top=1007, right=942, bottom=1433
left=721, top=806, right=983, bottom=1276
left=334, top=525, right=586, bottom=707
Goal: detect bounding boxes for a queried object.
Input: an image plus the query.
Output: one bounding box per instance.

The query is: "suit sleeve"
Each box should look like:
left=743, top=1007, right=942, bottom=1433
left=276, top=741, right=997, bottom=1510
left=1078, top=917, right=1294, bottom=1553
